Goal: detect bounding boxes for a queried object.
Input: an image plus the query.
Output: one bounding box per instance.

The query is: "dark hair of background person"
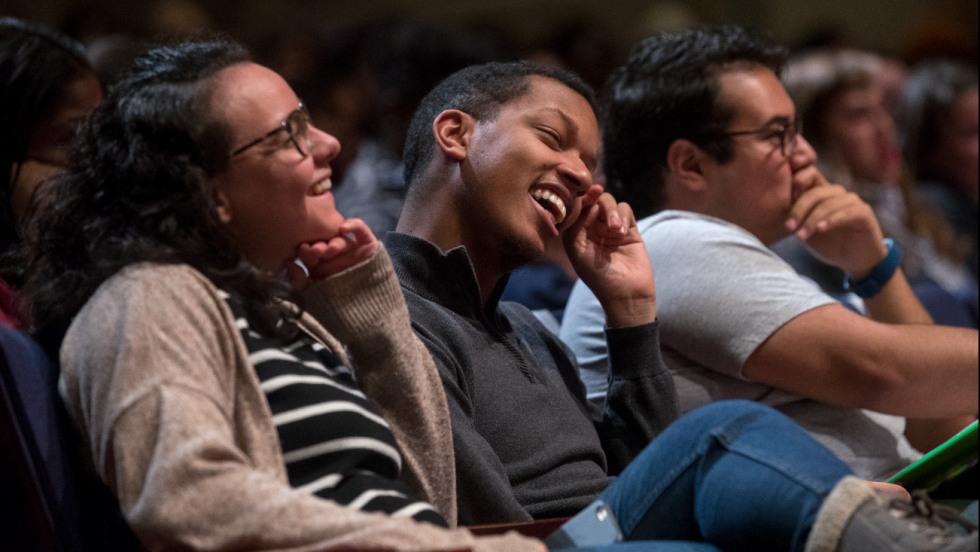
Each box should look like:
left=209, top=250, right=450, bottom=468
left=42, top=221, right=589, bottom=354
left=524, top=18, right=621, bottom=92
left=402, top=59, right=597, bottom=191
left=898, top=58, right=979, bottom=184
left=86, top=34, right=152, bottom=87
left=271, top=17, right=514, bottom=188
left=0, top=17, right=93, bottom=260
left=601, top=24, right=787, bottom=219
left=364, top=18, right=515, bottom=156
left=267, top=21, right=376, bottom=184
left=18, top=37, right=306, bottom=348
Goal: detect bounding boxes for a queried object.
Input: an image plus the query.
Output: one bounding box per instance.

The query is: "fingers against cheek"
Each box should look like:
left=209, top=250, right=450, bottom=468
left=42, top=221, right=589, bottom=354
left=593, top=193, right=626, bottom=233
left=617, top=202, right=636, bottom=232
left=581, top=184, right=604, bottom=206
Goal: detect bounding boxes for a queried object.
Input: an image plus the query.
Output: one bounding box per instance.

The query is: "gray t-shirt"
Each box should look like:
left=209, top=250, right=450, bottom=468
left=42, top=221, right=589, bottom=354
left=560, top=210, right=921, bottom=480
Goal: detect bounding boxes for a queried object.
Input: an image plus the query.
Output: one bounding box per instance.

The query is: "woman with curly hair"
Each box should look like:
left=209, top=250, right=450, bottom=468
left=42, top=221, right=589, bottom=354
left=18, top=37, right=540, bottom=551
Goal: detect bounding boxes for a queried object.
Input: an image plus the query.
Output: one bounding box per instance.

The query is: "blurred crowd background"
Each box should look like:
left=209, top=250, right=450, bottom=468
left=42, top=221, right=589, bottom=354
left=3, top=0, right=977, bottom=74
left=4, top=0, right=974, bottom=183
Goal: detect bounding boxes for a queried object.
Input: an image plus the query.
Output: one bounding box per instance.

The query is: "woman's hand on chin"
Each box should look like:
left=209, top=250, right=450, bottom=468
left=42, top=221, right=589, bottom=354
left=284, top=218, right=380, bottom=290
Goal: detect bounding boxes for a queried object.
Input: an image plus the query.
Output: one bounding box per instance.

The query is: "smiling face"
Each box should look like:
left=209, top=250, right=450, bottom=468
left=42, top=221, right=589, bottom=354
left=209, top=62, right=343, bottom=273
left=700, top=67, right=815, bottom=245
left=457, top=75, right=599, bottom=272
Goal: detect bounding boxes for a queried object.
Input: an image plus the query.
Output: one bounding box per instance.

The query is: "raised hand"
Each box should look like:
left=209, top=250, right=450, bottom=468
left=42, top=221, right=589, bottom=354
left=284, top=218, right=380, bottom=290
left=787, top=164, right=888, bottom=278
left=562, top=184, right=657, bottom=328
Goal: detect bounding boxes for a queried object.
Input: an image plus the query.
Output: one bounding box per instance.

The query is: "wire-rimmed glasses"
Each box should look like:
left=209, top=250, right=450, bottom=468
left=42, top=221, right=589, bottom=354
left=230, top=102, right=312, bottom=158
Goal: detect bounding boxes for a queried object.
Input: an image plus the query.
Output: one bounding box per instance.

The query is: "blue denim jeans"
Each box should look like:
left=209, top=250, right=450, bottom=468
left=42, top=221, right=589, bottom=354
left=556, top=400, right=854, bottom=552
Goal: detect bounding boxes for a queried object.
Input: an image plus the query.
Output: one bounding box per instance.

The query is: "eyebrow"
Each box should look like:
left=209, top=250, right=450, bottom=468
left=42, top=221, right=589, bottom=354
left=762, top=115, right=794, bottom=127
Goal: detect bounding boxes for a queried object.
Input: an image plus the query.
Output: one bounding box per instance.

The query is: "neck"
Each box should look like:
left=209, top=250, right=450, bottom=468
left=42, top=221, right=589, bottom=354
left=398, top=197, right=506, bottom=308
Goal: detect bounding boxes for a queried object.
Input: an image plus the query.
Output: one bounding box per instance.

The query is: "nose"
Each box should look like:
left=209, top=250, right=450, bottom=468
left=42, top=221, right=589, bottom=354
left=557, top=154, right=593, bottom=196
left=309, top=125, right=341, bottom=163
left=789, top=133, right=817, bottom=172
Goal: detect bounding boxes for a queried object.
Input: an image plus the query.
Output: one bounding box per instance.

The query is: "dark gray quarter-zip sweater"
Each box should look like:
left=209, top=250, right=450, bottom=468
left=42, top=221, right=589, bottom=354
left=385, top=232, right=678, bottom=525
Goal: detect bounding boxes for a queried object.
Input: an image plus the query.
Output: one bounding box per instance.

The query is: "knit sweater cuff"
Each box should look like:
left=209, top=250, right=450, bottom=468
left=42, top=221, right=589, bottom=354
left=301, top=245, right=405, bottom=343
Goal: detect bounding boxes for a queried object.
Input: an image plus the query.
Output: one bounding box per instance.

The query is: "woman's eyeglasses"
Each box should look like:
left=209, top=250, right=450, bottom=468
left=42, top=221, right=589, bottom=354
left=230, top=102, right=312, bottom=158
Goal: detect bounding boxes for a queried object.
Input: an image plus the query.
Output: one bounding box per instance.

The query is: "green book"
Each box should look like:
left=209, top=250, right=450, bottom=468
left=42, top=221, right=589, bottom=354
left=888, top=420, right=978, bottom=491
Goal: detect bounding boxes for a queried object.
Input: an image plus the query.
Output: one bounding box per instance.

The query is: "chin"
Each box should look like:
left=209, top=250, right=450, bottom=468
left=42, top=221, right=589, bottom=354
left=498, top=235, right=544, bottom=272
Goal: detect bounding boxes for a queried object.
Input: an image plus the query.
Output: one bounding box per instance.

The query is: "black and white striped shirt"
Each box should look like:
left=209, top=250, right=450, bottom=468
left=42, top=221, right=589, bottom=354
left=222, top=292, right=445, bottom=526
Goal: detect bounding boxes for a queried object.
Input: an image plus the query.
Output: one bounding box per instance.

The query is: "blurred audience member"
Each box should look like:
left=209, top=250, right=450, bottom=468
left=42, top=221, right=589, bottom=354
left=276, top=22, right=377, bottom=185
left=334, top=18, right=512, bottom=237
left=524, top=19, right=620, bottom=91
left=898, top=59, right=978, bottom=281
left=0, top=17, right=102, bottom=328
left=86, top=34, right=149, bottom=86
left=774, top=48, right=977, bottom=326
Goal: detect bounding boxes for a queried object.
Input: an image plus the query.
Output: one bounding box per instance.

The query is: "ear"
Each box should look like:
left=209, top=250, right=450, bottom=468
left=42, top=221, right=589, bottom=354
left=210, top=176, right=234, bottom=224
left=665, top=138, right=708, bottom=192
left=432, top=109, right=474, bottom=162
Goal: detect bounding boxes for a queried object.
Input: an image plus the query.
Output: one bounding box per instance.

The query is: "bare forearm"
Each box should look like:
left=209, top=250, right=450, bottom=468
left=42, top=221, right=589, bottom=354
left=747, top=307, right=979, bottom=418
left=862, top=269, right=933, bottom=325
left=852, top=324, right=978, bottom=416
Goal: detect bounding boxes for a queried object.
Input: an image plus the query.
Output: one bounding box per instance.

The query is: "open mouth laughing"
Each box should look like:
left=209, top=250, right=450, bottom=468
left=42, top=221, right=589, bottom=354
left=530, top=187, right=568, bottom=226
left=311, top=177, right=333, bottom=196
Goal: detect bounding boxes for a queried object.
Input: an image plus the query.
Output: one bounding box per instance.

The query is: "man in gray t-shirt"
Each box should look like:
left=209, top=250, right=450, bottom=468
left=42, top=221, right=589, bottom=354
left=563, top=210, right=922, bottom=479
left=560, top=26, right=977, bottom=482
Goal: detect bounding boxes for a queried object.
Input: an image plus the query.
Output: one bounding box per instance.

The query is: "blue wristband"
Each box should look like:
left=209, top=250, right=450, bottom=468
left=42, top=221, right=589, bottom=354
left=843, top=238, right=903, bottom=298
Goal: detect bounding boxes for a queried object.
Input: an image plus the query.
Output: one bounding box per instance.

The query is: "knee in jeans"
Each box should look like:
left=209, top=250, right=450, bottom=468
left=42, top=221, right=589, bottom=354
left=690, top=399, right=777, bottom=420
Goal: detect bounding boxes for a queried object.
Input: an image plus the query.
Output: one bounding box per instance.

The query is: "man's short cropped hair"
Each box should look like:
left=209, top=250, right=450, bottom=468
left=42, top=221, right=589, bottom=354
left=402, top=60, right=596, bottom=190
left=602, top=25, right=786, bottom=217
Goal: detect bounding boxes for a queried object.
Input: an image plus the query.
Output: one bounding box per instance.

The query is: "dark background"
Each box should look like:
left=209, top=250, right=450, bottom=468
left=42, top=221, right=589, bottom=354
left=2, top=0, right=977, bottom=66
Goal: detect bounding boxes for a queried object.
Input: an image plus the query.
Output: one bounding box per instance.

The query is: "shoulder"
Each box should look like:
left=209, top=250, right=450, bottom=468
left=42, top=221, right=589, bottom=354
left=66, top=263, right=233, bottom=352
left=638, top=210, right=752, bottom=242
left=639, top=211, right=768, bottom=270
left=93, top=263, right=218, bottom=301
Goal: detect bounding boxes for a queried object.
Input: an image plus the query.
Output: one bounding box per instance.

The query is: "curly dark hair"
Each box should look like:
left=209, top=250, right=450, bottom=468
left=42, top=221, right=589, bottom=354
left=0, top=17, right=93, bottom=257
left=402, top=60, right=596, bottom=191
left=20, top=37, right=301, bottom=343
left=602, top=25, right=786, bottom=218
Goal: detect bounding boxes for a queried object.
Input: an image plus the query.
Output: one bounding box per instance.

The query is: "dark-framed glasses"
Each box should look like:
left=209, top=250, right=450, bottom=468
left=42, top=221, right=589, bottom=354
left=230, top=102, right=312, bottom=158
left=717, top=118, right=802, bottom=157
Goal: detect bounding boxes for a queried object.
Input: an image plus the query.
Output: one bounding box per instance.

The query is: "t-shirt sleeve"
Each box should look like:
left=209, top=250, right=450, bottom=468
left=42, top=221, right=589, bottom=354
left=649, top=215, right=836, bottom=378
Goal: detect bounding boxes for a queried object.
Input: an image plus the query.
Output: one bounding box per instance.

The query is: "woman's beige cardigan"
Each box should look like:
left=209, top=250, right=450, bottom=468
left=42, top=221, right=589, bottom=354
left=59, top=247, right=539, bottom=551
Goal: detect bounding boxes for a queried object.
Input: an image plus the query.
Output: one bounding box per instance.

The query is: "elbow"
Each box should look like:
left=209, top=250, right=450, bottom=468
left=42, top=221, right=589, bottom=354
left=838, top=351, right=919, bottom=415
